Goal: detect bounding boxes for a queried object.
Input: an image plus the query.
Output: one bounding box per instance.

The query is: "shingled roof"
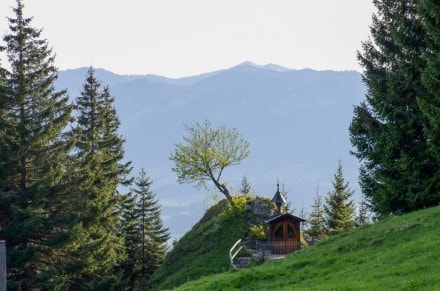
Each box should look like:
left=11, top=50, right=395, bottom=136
left=271, top=183, right=286, bottom=209
left=266, top=213, right=306, bottom=224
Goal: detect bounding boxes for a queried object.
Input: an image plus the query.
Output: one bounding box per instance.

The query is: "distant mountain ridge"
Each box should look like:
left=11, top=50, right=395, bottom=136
left=58, top=62, right=359, bottom=96
left=55, top=62, right=366, bottom=240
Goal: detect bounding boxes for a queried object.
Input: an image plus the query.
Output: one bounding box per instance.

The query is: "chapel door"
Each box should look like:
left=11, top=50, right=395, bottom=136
left=272, top=221, right=297, bottom=254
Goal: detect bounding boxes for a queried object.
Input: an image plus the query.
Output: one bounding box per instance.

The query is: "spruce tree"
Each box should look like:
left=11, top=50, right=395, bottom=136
left=66, top=67, right=131, bottom=289
left=120, top=168, right=170, bottom=290
left=0, top=1, right=73, bottom=288
left=240, top=175, right=251, bottom=195
left=305, top=187, right=327, bottom=241
left=0, top=58, right=9, bottom=227
left=419, top=0, right=440, bottom=207
left=0, top=55, right=12, bottom=236
left=119, top=190, right=138, bottom=290
left=298, top=204, right=308, bottom=233
left=356, top=197, right=370, bottom=226
left=324, top=160, right=355, bottom=235
left=349, top=0, right=438, bottom=216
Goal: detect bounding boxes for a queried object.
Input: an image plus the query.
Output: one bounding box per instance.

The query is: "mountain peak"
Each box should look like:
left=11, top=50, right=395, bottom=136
left=263, top=63, right=289, bottom=72
left=235, top=61, right=260, bottom=67
left=231, top=61, right=289, bottom=72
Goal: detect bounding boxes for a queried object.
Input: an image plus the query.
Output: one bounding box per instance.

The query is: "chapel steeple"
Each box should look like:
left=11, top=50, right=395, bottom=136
left=271, top=182, right=286, bottom=213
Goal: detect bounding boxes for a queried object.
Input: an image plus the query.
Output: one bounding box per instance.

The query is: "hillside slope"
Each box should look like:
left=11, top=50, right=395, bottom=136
left=150, top=196, right=273, bottom=290
left=177, top=205, right=440, bottom=290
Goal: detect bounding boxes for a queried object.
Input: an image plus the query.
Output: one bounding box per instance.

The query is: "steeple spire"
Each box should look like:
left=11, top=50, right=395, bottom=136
left=271, top=182, right=286, bottom=213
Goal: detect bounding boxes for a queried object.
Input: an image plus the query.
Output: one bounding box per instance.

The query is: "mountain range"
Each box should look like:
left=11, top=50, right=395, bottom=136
left=55, top=62, right=366, bottom=240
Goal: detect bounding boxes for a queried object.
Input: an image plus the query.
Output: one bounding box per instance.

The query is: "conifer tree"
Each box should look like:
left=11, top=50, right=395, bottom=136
left=120, top=168, right=170, bottom=290
left=0, top=57, right=9, bottom=225
left=0, top=56, right=10, bottom=233
left=118, top=190, right=138, bottom=289
left=0, top=58, right=7, bottom=132
left=299, top=204, right=308, bottom=233
left=305, top=187, right=327, bottom=240
left=0, top=1, right=73, bottom=288
left=349, top=0, right=439, bottom=216
left=240, top=175, right=251, bottom=195
left=324, top=160, right=355, bottom=235
left=66, top=67, right=131, bottom=288
left=418, top=0, right=440, bottom=207
left=356, top=197, right=370, bottom=226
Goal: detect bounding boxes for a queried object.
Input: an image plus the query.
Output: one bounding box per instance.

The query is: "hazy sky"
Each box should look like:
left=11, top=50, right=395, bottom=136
left=0, top=1, right=375, bottom=78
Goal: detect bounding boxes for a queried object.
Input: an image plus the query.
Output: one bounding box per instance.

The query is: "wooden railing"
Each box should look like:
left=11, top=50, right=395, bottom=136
left=229, top=239, right=242, bottom=269
left=255, top=240, right=301, bottom=255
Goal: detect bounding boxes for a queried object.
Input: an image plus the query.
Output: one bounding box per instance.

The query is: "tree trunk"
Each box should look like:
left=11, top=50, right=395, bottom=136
left=213, top=180, right=233, bottom=204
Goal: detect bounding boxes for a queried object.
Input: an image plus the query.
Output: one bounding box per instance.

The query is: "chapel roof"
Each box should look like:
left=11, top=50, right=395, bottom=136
left=271, top=183, right=286, bottom=206
left=266, top=213, right=306, bottom=224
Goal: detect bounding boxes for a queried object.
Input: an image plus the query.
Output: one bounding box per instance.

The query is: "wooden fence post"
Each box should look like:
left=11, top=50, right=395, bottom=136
left=0, top=241, right=5, bottom=291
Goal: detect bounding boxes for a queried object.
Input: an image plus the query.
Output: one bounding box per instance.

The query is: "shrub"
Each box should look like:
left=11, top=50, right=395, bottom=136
left=250, top=224, right=268, bottom=241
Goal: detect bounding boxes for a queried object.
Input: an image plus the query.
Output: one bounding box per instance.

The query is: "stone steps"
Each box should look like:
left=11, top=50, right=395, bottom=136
left=234, top=256, right=253, bottom=268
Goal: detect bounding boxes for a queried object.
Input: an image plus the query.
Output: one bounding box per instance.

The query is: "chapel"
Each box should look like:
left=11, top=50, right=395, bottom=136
left=266, top=184, right=305, bottom=254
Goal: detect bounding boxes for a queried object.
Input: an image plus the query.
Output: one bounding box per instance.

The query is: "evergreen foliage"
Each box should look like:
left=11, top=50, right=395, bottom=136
left=120, top=168, right=169, bottom=290
left=419, top=0, right=440, bottom=206
left=305, top=188, right=327, bottom=240
left=0, top=1, right=73, bottom=288
left=356, top=197, right=370, bottom=226
left=240, top=175, right=251, bottom=195
left=324, top=160, right=355, bottom=235
left=298, top=204, right=308, bottom=231
left=349, top=0, right=440, bottom=216
left=0, top=58, right=8, bottom=226
left=65, top=67, right=132, bottom=288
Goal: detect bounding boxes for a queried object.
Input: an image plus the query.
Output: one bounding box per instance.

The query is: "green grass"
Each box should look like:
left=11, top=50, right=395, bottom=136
left=176, top=205, right=440, bottom=290
left=150, top=197, right=249, bottom=290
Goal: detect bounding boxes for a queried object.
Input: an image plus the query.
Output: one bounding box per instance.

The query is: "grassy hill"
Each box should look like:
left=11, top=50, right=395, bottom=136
left=150, top=196, right=274, bottom=290
left=175, top=205, right=440, bottom=290
left=149, top=198, right=244, bottom=290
